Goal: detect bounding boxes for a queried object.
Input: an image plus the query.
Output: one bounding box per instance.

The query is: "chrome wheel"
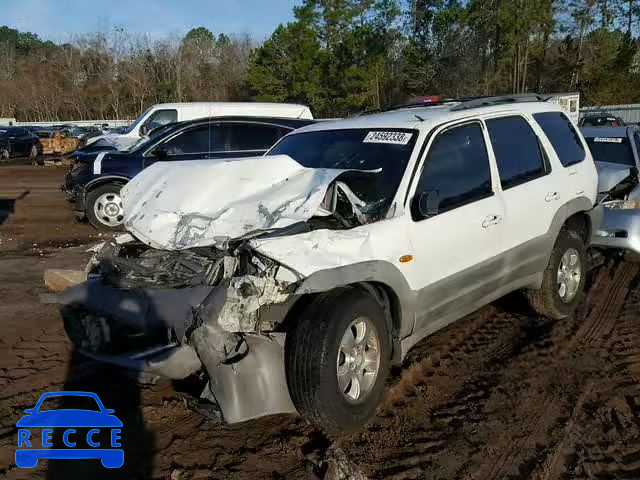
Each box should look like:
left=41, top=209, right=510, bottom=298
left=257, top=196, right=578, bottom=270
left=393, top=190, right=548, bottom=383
left=0, top=148, right=9, bottom=160
left=93, top=192, right=124, bottom=227
left=30, top=145, right=38, bottom=157
left=336, top=317, right=381, bottom=403
left=557, top=247, right=582, bottom=303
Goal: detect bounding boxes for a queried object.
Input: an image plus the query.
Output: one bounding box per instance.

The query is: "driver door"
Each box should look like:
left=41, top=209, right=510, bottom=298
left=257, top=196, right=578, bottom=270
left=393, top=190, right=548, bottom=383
left=404, top=121, right=506, bottom=336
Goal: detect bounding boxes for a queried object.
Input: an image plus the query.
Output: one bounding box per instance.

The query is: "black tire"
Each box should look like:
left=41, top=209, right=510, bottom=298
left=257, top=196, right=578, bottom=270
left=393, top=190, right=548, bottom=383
left=525, top=227, right=586, bottom=319
left=285, top=287, right=391, bottom=433
left=85, top=183, right=125, bottom=231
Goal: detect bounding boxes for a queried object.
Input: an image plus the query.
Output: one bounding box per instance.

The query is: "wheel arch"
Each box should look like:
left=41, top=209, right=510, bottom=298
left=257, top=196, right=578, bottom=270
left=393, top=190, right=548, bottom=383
left=84, top=175, right=130, bottom=193
left=280, top=271, right=410, bottom=365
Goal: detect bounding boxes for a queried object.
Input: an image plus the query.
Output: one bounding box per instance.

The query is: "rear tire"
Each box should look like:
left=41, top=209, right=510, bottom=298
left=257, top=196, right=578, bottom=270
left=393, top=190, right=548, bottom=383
left=285, top=287, right=391, bottom=433
left=85, top=183, right=125, bottom=231
left=526, top=228, right=586, bottom=319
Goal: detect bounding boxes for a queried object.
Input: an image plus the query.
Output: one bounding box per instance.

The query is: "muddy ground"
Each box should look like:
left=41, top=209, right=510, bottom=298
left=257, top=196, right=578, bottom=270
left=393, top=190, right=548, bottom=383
left=1, top=164, right=640, bottom=480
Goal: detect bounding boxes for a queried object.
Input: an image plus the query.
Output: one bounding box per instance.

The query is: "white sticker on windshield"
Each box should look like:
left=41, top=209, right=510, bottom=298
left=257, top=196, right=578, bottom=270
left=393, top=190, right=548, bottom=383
left=363, top=131, right=413, bottom=145
left=594, top=137, right=623, bottom=143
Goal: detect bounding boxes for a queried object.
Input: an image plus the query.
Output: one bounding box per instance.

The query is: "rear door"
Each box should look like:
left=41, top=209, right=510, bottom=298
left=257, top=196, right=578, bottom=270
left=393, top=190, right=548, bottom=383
left=484, top=114, right=565, bottom=278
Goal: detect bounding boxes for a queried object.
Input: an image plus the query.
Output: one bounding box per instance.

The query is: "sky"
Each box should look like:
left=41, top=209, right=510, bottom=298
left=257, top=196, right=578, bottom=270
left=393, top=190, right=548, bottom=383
left=2, top=0, right=302, bottom=42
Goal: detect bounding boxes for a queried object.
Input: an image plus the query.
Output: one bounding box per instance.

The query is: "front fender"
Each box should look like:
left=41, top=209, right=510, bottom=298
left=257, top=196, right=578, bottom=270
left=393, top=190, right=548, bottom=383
left=294, top=260, right=417, bottom=340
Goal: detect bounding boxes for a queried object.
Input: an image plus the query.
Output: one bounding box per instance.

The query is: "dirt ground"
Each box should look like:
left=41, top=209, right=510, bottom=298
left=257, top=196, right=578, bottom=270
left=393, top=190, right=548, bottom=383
left=1, top=165, right=640, bottom=480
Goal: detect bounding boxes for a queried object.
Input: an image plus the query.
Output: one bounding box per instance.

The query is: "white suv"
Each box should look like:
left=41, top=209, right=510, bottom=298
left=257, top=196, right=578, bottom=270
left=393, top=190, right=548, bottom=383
left=51, top=95, right=599, bottom=433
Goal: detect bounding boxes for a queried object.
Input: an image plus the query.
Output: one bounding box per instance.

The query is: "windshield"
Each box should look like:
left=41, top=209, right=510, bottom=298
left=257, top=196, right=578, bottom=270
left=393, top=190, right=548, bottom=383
left=586, top=137, right=635, bottom=166
left=581, top=116, right=623, bottom=127
left=120, top=107, right=152, bottom=134
left=268, top=128, right=418, bottom=219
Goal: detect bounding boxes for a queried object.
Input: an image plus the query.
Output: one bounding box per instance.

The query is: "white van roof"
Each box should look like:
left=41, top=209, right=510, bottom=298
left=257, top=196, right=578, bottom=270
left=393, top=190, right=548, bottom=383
left=154, top=102, right=313, bottom=120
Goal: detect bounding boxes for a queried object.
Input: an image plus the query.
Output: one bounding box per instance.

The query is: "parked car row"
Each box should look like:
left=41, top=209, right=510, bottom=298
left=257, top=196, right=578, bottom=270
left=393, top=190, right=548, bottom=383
left=48, top=94, right=640, bottom=435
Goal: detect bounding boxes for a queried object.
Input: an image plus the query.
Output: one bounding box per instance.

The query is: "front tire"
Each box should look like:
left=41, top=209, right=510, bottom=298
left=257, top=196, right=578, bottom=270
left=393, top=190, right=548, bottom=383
left=286, top=287, right=391, bottom=433
left=85, top=183, right=125, bottom=231
left=526, top=227, right=586, bottom=319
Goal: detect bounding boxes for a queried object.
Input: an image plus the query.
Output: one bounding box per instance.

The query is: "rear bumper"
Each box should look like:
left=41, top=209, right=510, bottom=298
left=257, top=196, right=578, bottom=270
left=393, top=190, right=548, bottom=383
left=591, top=207, right=640, bottom=254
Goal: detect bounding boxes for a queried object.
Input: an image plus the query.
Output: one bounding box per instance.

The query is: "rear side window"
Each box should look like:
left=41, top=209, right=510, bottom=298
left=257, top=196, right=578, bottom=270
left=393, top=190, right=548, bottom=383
left=227, top=124, right=283, bottom=151
left=533, top=112, right=585, bottom=167
left=415, top=122, right=492, bottom=216
left=486, top=116, right=546, bottom=190
left=161, top=125, right=222, bottom=155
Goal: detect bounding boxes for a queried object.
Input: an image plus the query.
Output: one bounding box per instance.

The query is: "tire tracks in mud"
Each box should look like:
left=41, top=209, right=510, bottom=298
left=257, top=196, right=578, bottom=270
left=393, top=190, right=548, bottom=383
left=539, top=266, right=640, bottom=479
left=338, top=260, right=640, bottom=480
left=474, top=260, right=640, bottom=480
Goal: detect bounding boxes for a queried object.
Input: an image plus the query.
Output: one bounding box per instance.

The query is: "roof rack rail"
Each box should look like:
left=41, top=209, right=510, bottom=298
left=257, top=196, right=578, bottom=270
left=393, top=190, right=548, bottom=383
left=357, top=97, right=471, bottom=116
left=449, top=94, right=549, bottom=111
left=358, top=93, right=550, bottom=117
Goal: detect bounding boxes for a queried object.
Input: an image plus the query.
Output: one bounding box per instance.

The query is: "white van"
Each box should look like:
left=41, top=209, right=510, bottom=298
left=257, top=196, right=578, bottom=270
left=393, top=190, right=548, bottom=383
left=85, top=102, right=314, bottom=150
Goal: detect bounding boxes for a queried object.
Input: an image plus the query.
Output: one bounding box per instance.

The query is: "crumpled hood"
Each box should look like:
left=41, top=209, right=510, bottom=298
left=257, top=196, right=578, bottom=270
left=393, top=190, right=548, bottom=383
left=121, top=155, right=349, bottom=250
left=596, top=161, right=635, bottom=193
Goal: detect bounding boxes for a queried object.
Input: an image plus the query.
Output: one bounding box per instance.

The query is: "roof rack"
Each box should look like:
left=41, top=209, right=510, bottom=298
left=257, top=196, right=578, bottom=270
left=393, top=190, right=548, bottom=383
left=358, top=93, right=549, bottom=117
left=449, top=94, right=549, bottom=111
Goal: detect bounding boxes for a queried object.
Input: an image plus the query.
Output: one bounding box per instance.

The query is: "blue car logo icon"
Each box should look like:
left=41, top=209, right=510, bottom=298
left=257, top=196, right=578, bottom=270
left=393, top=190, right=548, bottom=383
left=15, top=391, right=124, bottom=468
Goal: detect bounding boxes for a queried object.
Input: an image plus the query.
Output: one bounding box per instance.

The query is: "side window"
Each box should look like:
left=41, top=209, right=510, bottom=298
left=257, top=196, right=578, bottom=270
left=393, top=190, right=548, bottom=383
left=145, top=109, right=178, bottom=130
left=414, top=123, right=492, bottom=218
left=533, top=112, right=585, bottom=167
left=161, top=125, right=222, bottom=155
left=486, top=116, right=546, bottom=190
left=227, top=124, right=283, bottom=151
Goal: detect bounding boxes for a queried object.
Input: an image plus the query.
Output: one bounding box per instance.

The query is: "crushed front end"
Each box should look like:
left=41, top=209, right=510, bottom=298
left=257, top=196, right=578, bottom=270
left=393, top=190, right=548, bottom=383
left=45, top=235, right=302, bottom=422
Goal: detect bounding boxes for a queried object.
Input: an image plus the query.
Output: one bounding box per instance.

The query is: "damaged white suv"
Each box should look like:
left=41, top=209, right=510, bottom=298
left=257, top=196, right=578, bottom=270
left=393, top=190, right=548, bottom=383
left=48, top=95, right=599, bottom=432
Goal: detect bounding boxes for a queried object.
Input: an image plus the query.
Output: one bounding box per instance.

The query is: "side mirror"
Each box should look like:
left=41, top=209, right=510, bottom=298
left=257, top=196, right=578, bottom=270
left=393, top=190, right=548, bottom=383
left=139, top=124, right=148, bottom=137
left=417, top=190, right=439, bottom=218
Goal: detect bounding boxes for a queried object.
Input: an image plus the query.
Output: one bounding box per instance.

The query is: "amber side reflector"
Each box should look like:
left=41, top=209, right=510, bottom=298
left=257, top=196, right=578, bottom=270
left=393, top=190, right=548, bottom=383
left=399, top=255, right=413, bottom=263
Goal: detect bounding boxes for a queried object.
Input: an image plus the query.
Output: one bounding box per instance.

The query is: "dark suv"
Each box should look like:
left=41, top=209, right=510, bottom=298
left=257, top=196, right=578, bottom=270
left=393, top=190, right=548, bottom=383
left=64, top=116, right=316, bottom=230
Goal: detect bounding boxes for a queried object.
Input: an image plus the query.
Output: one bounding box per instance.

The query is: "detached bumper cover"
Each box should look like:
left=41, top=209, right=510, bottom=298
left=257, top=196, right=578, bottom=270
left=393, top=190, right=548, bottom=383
left=44, top=278, right=297, bottom=423
left=591, top=207, right=640, bottom=254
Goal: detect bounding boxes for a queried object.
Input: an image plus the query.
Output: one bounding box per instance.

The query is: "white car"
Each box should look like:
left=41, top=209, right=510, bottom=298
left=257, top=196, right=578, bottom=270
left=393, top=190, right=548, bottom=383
left=49, top=95, right=599, bottom=432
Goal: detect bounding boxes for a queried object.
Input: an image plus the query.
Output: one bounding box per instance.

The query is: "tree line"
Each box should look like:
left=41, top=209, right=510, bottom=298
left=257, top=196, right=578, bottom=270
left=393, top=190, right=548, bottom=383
left=1, top=0, right=639, bottom=121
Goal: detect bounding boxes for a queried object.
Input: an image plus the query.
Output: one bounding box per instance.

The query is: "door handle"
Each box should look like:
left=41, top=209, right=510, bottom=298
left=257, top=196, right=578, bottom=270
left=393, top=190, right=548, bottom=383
left=482, top=214, right=502, bottom=228
left=545, top=192, right=560, bottom=202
